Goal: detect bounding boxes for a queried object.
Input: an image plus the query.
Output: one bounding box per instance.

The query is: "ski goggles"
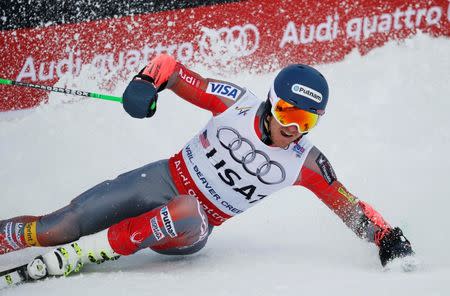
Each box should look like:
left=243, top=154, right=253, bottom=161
left=269, top=87, right=321, bottom=134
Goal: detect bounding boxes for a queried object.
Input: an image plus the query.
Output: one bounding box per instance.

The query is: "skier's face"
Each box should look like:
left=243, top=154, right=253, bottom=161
left=269, top=115, right=302, bottom=148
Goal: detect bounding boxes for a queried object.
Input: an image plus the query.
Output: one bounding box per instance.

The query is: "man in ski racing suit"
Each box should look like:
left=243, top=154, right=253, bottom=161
left=0, top=54, right=414, bottom=278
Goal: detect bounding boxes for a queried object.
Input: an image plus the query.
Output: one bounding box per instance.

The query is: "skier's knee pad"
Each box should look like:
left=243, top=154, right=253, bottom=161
left=167, top=195, right=209, bottom=241
left=168, top=195, right=206, bottom=221
left=149, top=195, right=209, bottom=253
left=108, top=195, right=209, bottom=256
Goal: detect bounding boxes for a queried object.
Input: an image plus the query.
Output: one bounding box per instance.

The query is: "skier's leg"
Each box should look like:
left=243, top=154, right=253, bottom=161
left=34, top=194, right=209, bottom=277
left=107, top=194, right=210, bottom=256
left=0, top=159, right=178, bottom=254
left=0, top=216, right=40, bottom=254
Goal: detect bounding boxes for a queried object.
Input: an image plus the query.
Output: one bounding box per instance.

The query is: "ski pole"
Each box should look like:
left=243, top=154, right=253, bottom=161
left=0, top=78, right=123, bottom=103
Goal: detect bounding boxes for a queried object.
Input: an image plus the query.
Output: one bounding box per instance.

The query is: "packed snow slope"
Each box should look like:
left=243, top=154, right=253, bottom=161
left=1, top=34, right=449, bottom=296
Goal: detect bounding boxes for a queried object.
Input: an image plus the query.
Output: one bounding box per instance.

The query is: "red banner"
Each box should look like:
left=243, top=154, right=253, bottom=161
left=1, top=0, right=449, bottom=111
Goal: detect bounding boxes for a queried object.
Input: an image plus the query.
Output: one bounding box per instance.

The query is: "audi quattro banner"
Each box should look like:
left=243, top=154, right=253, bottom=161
left=0, top=0, right=449, bottom=112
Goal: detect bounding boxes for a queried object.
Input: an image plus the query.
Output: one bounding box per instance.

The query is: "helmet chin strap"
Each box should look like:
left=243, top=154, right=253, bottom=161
left=260, top=100, right=273, bottom=145
left=262, top=114, right=273, bottom=145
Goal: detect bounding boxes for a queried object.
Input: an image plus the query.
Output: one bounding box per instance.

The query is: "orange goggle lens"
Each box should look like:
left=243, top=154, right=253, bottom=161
left=272, top=99, right=319, bottom=133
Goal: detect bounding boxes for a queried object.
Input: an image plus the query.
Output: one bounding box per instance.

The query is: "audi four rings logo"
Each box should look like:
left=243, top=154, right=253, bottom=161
left=216, top=127, right=286, bottom=185
left=199, top=24, right=260, bottom=60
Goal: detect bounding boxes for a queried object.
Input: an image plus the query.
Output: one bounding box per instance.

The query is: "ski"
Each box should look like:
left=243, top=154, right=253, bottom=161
left=0, top=256, right=48, bottom=289
left=0, top=263, right=31, bottom=289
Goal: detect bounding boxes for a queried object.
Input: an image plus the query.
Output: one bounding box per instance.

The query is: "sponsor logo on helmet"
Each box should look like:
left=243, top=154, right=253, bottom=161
left=160, top=206, right=177, bottom=238
left=206, top=82, right=242, bottom=100
left=291, top=84, right=322, bottom=103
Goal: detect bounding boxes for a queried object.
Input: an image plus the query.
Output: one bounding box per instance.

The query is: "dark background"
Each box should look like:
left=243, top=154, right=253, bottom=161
left=1, top=0, right=242, bottom=30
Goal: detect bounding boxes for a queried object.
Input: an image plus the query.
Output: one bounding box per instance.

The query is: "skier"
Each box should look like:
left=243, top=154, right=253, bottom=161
left=0, top=54, right=414, bottom=281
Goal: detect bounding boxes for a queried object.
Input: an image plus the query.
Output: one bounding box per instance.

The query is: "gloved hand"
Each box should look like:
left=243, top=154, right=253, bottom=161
left=378, top=227, right=414, bottom=267
left=122, top=72, right=158, bottom=119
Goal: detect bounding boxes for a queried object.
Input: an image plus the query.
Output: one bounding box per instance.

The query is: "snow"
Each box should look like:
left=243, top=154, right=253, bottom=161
left=1, top=34, right=450, bottom=295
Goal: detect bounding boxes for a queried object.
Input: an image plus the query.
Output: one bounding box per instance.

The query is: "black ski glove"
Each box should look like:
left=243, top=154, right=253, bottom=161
left=122, top=72, right=158, bottom=119
left=378, top=227, right=414, bottom=266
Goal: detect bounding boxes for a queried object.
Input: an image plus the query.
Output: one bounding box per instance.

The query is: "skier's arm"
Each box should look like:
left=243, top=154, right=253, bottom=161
left=138, top=54, right=244, bottom=115
left=295, top=146, right=391, bottom=246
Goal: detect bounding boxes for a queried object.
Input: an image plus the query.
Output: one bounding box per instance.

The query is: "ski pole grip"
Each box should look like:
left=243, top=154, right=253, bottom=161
left=122, top=79, right=158, bottom=119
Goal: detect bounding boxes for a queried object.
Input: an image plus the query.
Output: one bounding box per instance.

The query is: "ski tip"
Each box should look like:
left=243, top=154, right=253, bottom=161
left=0, top=267, right=27, bottom=290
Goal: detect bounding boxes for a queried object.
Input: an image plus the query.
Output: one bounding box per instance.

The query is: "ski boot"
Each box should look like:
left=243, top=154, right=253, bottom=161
left=27, top=229, right=120, bottom=279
